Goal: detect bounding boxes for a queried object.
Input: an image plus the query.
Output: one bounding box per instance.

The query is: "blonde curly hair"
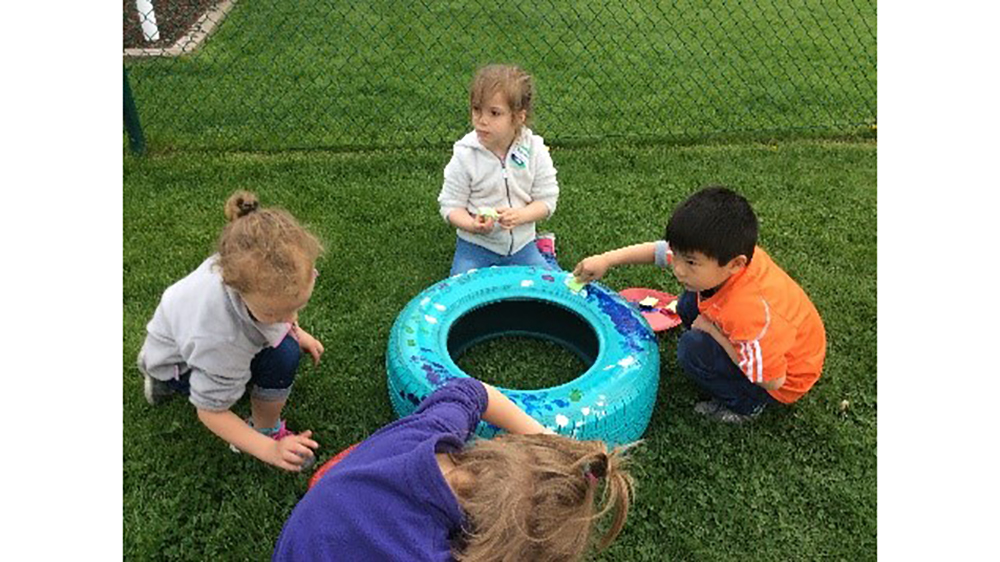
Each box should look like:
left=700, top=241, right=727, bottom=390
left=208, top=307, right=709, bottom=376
left=216, top=190, right=323, bottom=299
left=448, top=434, right=636, bottom=562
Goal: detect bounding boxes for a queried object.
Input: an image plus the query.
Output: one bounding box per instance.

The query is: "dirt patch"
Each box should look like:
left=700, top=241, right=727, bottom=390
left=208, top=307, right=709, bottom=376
left=123, top=0, right=219, bottom=49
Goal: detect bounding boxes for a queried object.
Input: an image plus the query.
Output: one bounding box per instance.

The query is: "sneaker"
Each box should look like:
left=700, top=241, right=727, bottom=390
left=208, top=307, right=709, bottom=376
left=138, top=351, right=174, bottom=406
left=693, top=399, right=761, bottom=424
left=693, top=398, right=725, bottom=416
left=535, top=232, right=556, bottom=256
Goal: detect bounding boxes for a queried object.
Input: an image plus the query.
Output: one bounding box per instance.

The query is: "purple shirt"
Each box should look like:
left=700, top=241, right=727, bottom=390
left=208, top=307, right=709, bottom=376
left=273, top=378, right=488, bottom=561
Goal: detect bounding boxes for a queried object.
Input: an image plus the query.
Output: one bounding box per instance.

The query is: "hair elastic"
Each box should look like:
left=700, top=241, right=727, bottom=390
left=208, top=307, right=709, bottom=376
left=238, top=199, right=259, bottom=215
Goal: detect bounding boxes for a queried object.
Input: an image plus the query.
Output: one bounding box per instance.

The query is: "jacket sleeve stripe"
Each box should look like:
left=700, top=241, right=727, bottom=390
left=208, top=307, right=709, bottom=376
left=738, top=340, right=765, bottom=383
left=753, top=340, right=764, bottom=383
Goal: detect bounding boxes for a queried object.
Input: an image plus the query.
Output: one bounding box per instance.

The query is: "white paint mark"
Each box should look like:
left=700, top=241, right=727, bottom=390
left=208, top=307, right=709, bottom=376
left=581, top=407, right=591, bottom=416
left=424, top=315, right=437, bottom=324
left=555, top=414, right=569, bottom=427
left=618, top=356, right=636, bottom=368
left=521, top=280, right=534, bottom=287
left=434, top=303, right=446, bottom=311
left=420, top=297, right=431, bottom=307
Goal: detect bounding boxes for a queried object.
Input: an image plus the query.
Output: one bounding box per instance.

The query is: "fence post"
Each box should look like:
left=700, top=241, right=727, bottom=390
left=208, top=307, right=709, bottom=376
left=123, top=66, right=147, bottom=155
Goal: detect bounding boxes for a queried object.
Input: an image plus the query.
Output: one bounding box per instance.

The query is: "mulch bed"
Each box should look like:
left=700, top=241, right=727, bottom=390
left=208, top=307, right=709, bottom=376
left=123, top=0, right=219, bottom=49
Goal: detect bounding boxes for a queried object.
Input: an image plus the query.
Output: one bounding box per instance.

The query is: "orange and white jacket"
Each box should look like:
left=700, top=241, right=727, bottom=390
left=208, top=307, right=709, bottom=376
left=659, top=242, right=827, bottom=403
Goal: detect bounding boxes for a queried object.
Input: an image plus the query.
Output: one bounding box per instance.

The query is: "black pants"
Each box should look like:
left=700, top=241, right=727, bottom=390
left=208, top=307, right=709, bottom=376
left=675, top=291, right=778, bottom=415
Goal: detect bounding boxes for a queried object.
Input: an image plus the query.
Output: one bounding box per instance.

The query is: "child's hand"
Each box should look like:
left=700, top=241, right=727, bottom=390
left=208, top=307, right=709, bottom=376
left=297, top=328, right=325, bottom=366
left=496, top=207, right=527, bottom=230
left=270, top=430, right=319, bottom=472
left=691, top=315, right=741, bottom=364
left=470, top=214, right=495, bottom=234
left=572, top=255, right=610, bottom=283
left=691, top=314, right=714, bottom=333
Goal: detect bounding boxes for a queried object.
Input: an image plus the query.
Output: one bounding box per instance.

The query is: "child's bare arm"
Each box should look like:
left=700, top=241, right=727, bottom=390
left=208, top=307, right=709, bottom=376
left=196, top=408, right=318, bottom=471
left=691, top=316, right=741, bottom=363
left=481, top=383, right=552, bottom=435
left=292, top=324, right=325, bottom=366
left=756, top=375, right=786, bottom=391
left=572, top=242, right=658, bottom=283
left=447, top=208, right=494, bottom=234
left=691, top=316, right=787, bottom=390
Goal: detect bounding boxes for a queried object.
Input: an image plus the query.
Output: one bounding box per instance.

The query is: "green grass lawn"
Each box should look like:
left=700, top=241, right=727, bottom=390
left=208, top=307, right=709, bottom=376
left=126, top=0, right=875, bottom=151
left=124, top=139, right=876, bottom=560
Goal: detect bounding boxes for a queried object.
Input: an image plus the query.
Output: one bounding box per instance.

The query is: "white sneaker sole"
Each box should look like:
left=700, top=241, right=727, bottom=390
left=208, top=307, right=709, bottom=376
left=143, top=374, right=156, bottom=405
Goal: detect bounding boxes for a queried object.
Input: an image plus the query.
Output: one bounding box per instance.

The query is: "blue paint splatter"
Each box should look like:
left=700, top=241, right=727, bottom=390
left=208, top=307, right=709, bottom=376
left=589, top=288, right=656, bottom=353
left=410, top=353, right=458, bottom=386
left=399, top=390, right=422, bottom=407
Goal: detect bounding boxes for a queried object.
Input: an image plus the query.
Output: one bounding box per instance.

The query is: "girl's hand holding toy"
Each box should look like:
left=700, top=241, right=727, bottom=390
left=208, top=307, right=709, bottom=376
left=496, top=207, right=527, bottom=229
left=471, top=214, right=495, bottom=234
left=272, top=430, right=319, bottom=472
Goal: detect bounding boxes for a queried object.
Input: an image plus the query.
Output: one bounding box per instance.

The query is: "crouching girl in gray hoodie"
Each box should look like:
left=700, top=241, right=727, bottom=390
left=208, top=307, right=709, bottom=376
left=137, top=191, right=325, bottom=472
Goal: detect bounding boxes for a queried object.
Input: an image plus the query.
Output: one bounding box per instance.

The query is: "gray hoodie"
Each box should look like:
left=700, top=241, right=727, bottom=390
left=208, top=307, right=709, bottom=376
left=139, top=255, right=292, bottom=411
left=437, top=128, right=559, bottom=256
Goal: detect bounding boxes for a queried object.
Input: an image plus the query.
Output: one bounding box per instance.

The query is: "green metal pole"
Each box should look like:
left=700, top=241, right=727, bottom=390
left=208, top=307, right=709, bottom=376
left=123, top=66, right=147, bottom=155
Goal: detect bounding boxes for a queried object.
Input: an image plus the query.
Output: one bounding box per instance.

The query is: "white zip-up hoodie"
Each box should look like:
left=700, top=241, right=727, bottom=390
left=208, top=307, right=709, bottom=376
left=438, top=127, right=559, bottom=256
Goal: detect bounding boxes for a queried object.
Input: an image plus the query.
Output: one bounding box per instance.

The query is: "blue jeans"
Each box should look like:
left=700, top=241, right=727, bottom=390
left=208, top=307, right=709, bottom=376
left=449, top=237, right=551, bottom=276
left=167, top=334, right=302, bottom=402
left=675, top=291, right=777, bottom=415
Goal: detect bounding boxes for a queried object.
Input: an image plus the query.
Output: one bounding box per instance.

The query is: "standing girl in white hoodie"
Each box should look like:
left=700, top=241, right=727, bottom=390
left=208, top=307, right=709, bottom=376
left=438, top=64, right=560, bottom=276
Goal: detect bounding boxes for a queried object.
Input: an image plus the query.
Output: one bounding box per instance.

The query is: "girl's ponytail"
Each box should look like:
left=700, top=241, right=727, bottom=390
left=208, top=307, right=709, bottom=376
left=224, top=190, right=260, bottom=222
left=591, top=444, right=635, bottom=551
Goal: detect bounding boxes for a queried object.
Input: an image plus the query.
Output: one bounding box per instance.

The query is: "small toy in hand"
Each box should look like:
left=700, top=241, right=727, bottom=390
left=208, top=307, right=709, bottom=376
left=565, top=274, right=586, bottom=293
left=478, top=206, right=500, bottom=220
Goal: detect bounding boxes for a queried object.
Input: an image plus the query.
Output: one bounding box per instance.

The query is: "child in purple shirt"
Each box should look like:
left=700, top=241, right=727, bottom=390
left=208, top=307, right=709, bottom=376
left=273, top=377, right=635, bottom=561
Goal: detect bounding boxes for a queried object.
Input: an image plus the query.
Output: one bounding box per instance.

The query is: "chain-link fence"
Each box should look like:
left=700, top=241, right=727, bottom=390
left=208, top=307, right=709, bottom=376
left=123, top=1, right=875, bottom=152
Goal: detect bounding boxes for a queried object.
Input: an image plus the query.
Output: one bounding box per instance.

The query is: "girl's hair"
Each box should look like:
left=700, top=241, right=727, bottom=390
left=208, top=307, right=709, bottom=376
left=216, top=190, right=323, bottom=298
left=448, top=434, right=636, bottom=562
left=469, top=64, right=535, bottom=128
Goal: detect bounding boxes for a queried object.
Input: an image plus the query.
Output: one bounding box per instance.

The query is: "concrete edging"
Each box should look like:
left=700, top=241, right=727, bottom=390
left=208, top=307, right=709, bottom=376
left=123, top=0, right=237, bottom=59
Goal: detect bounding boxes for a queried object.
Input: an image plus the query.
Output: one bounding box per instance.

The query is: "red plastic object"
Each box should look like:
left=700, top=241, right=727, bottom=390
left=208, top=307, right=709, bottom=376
left=308, top=442, right=360, bottom=490
left=619, top=288, right=682, bottom=332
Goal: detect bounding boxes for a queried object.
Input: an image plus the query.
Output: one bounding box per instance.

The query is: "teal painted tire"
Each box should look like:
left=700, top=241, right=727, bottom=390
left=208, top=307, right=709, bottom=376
left=386, top=265, right=660, bottom=446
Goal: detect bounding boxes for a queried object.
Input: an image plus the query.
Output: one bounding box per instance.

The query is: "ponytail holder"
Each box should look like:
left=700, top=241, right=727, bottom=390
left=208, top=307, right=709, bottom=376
left=584, top=453, right=608, bottom=486
left=238, top=199, right=259, bottom=215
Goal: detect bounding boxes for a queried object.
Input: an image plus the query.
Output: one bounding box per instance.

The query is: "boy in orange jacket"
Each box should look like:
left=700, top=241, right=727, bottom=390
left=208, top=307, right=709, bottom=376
left=573, top=186, right=826, bottom=423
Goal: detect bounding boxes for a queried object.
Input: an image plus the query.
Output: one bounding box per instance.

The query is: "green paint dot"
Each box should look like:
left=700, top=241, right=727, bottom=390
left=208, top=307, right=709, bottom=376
left=569, top=389, right=583, bottom=402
